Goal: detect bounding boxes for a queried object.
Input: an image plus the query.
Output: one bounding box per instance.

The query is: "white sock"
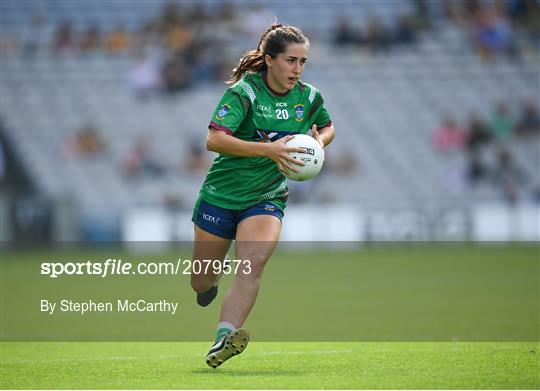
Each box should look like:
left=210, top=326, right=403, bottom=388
left=216, top=321, right=236, bottom=341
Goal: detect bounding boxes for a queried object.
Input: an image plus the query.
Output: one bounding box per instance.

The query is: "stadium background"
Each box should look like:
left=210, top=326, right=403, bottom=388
left=0, top=0, right=538, bottom=243
left=0, top=0, right=539, bottom=389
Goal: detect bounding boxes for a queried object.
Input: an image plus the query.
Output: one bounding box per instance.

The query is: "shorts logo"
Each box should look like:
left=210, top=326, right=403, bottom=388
left=202, top=213, right=220, bottom=225
left=294, top=104, right=304, bottom=122
left=264, top=204, right=276, bottom=212
left=216, top=104, right=230, bottom=120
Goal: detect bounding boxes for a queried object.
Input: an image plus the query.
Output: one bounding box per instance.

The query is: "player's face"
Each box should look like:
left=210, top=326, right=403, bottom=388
left=266, top=43, right=308, bottom=93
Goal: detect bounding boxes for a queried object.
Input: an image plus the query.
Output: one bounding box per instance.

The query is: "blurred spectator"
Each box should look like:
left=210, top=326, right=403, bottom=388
left=21, top=14, right=48, bottom=58
left=333, top=16, right=361, bottom=46
left=411, top=0, right=432, bottom=30
left=432, top=116, right=467, bottom=152
left=516, top=98, right=540, bottom=137
left=122, top=136, right=166, bottom=179
left=157, top=2, right=184, bottom=32
left=466, top=151, right=487, bottom=184
left=394, top=14, right=418, bottom=45
left=507, top=0, right=540, bottom=45
left=128, top=50, right=164, bottom=98
left=436, top=0, right=538, bottom=61
left=465, top=113, right=491, bottom=185
left=489, top=102, right=515, bottom=139
left=7, top=1, right=270, bottom=95
left=52, top=21, right=73, bottom=54
left=105, top=26, right=132, bottom=54
left=466, top=113, right=491, bottom=151
left=162, top=53, right=193, bottom=93
left=492, top=148, right=526, bottom=204
left=472, top=5, right=514, bottom=60
left=365, top=16, right=391, bottom=53
left=79, top=25, right=101, bottom=53
left=165, top=23, right=192, bottom=52
left=62, top=125, right=106, bottom=158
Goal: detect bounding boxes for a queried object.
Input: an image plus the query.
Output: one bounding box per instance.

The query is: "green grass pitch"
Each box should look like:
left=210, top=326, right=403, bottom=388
left=1, top=342, right=538, bottom=389
left=1, top=245, right=538, bottom=389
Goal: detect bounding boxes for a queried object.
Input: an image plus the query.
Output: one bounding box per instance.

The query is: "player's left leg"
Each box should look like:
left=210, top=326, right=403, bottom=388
left=206, top=213, right=282, bottom=368
left=221, top=214, right=282, bottom=327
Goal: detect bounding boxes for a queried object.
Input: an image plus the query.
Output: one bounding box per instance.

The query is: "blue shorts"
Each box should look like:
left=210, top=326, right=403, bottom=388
left=192, top=198, right=284, bottom=240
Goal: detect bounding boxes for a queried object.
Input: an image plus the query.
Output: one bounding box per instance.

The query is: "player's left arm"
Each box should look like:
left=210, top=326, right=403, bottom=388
left=310, top=90, right=335, bottom=148
left=311, top=123, right=335, bottom=148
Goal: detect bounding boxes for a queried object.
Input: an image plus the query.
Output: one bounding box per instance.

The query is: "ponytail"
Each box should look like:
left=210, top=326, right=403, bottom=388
left=226, top=23, right=308, bottom=85
left=226, top=49, right=266, bottom=85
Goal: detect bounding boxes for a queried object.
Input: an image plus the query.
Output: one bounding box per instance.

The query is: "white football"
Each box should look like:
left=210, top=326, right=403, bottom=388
left=284, top=134, right=325, bottom=181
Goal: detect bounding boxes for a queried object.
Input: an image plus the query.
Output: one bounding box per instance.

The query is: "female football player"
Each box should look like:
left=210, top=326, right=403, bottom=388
left=190, top=23, right=335, bottom=368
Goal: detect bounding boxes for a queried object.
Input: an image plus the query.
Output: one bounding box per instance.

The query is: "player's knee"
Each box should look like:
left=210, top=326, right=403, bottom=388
left=239, top=253, right=268, bottom=280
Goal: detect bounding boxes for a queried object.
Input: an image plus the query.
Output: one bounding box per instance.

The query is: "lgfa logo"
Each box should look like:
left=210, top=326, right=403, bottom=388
left=202, top=214, right=220, bottom=225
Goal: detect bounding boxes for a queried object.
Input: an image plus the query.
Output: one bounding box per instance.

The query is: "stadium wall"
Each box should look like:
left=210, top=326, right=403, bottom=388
left=122, top=204, right=539, bottom=243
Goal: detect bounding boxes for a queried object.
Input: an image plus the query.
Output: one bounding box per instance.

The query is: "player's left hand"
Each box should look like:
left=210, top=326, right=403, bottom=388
left=311, top=124, right=324, bottom=148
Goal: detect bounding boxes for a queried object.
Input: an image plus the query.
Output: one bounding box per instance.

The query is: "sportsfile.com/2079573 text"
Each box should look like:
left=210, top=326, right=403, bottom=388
left=40, top=258, right=252, bottom=278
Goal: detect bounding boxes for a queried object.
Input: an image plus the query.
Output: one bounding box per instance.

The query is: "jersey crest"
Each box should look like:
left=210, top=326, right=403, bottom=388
left=294, top=104, right=304, bottom=122
left=216, top=104, right=230, bottom=120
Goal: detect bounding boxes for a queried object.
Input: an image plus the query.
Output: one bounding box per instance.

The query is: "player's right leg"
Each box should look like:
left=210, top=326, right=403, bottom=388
left=191, top=198, right=233, bottom=307
left=191, top=225, right=232, bottom=306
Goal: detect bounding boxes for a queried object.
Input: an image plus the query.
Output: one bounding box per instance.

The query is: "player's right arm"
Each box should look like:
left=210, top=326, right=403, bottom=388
left=207, top=128, right=304, bottom=173
left=207, top=87, right=303, bottom=173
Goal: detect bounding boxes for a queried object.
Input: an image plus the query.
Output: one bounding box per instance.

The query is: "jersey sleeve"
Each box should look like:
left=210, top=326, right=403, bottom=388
left=312, top=91, right=332, bottom=129
left=208, top=88, right=247, bottom=135
left=305, top=86, right=332, bottom=130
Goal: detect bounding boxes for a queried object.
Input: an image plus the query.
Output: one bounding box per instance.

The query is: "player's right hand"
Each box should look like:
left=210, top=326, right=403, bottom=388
left=266, top=135, right=305, bottom=174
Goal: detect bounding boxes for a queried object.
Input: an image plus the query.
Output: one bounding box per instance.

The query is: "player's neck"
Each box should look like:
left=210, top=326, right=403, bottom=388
left=263, top=71, right=290, bottom=96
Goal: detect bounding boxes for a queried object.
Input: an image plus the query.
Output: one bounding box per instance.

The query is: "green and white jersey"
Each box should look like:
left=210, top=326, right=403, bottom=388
left=199, top=71, right=332, bottom=211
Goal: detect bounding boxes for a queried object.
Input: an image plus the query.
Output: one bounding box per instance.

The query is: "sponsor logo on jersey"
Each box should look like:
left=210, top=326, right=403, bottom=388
left=294, top=104, right=304, bottom=121
left=253, top=129, right=297, bottom=143
left=264, top=204, right=276, bottom=211
left=276, top=102, right=288, bottom=107
left=257, top=104, right=271, bottom=112
left=216, top=104, right=230, bottom=120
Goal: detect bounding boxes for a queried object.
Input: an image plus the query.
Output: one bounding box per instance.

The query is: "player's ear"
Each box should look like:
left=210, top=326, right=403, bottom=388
left=264, top=54, right=273, bottom=68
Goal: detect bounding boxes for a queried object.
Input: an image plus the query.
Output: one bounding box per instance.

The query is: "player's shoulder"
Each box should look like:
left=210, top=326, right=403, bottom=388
left=227, top=72, right=264, bottom=104
left=297, top=79, right=323, bottom=104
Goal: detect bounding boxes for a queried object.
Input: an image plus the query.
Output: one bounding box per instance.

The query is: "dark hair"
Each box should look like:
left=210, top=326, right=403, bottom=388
left=226, top=23, right=309, bottom=85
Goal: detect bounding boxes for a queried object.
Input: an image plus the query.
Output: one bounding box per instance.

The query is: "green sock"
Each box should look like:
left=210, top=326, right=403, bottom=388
left=216, top=321, right=236, bottom=341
